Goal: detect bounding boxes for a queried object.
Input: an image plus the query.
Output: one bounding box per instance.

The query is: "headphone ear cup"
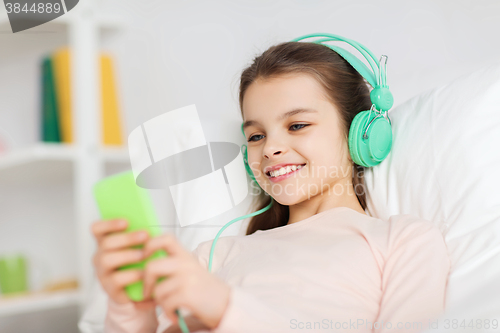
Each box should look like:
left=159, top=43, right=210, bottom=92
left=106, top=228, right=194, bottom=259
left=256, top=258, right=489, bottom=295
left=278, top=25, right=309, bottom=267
left=348, top=110, right=393, bottom=167
left=348, top=112, right=365, bottom=166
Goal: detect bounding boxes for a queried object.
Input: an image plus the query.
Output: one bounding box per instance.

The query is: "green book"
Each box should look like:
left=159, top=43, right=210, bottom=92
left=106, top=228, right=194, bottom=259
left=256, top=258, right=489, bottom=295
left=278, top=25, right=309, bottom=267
left=41, top=57, right=61, bottom=142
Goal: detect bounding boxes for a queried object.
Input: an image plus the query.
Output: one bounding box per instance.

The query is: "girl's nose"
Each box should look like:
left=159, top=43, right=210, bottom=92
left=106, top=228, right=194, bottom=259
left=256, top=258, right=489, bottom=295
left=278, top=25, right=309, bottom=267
left=262, top=133, right=287, bottom=159
left=264, top=150, right=282, bottom=159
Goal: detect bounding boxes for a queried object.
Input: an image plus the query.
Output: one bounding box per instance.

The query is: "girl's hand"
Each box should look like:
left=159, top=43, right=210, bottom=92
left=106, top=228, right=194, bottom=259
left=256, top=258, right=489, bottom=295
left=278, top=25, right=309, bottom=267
left=90, top=219, right=156, bottom=311
left=142, top=233, right=231, bottom=330
left=162, top=314, right=210, bottom=333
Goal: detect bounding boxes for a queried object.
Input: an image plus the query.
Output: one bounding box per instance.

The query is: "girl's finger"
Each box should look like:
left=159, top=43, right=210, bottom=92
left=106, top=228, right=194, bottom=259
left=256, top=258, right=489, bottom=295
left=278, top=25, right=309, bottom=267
left=143, top=233, right=187, bottom=259
left=101, top=230, right=149, bottom=252
left=115, top=292, right=132, bottom=304
left=99, top=249, right=144, bottom=273
left=108, top=269, right=143, bottom=290
left=143, top=257, right=180, bottom=298
left=158, top=293, right=186, bottom=326
left=133, top=299, right=156, bottom=311
left=152, top=274, right=182, bottom=302
left=91, top=219, right=128, bottom=245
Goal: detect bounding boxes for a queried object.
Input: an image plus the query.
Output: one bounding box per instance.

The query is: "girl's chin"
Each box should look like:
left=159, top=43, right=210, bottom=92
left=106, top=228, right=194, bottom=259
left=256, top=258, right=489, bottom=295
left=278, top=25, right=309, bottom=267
left=272, top=195, right=307, bottom=207
left=268, top=191, right=305, bottom=204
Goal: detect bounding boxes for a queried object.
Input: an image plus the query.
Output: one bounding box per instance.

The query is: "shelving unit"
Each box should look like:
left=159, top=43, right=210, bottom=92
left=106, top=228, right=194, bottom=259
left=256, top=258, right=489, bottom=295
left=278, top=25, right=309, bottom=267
left=0, top=1, right=129, bottom=323
left=0, top=289, right=81, bottom=317
left=0, top=143, right=130, bottom=319
left=0, top=143, right=129, bottom=186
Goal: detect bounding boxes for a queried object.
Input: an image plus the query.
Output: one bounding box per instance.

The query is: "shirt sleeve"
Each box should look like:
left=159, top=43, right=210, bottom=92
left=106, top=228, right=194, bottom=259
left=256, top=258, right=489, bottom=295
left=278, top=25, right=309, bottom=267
left=374, top=216, right=451, bottom=333
left=104, top=297, right=159, bottom=333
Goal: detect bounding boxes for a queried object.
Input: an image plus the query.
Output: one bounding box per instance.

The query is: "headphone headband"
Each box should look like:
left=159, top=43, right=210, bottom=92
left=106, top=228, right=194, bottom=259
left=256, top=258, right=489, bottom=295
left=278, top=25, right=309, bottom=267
left=291, top=33, right=393, bottom=112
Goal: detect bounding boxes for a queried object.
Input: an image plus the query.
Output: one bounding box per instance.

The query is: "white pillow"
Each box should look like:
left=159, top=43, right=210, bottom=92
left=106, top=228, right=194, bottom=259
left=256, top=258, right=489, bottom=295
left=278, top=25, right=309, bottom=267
left=364, top=62, right=500, bottom=325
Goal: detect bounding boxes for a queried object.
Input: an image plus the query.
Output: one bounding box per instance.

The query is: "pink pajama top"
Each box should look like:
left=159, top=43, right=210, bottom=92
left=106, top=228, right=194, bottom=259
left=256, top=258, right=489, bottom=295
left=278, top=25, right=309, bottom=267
left=104, top=206, right=451, bottom=333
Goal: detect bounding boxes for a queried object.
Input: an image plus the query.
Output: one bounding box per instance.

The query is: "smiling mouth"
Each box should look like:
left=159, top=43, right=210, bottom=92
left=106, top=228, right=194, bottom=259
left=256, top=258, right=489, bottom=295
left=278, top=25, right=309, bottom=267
left=266, top=163, right=307, bottom=178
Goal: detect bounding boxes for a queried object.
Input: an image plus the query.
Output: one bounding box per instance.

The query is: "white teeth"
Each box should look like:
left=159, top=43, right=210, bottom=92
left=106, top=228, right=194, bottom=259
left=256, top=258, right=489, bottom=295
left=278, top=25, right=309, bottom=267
left=269, top=164, right=305, bottom=178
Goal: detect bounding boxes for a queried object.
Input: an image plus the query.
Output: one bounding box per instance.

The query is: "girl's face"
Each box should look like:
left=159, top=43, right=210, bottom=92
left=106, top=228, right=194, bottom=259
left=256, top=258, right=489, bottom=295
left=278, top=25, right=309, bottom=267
left=242, top=73, right=352, bottom=205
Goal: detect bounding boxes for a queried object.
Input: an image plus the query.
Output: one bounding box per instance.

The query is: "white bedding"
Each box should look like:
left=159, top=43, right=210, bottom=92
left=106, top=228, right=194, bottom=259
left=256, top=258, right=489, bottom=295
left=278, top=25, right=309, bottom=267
left=364, top=62, right=500, bottom=332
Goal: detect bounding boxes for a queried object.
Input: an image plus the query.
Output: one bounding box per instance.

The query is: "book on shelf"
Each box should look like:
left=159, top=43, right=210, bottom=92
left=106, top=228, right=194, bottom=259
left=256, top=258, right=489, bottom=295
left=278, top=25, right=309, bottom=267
left=100, top=54, right=124, bottom=146
left=41, top=47, right=125, bottom=146
left=52, top=48, right=72, bottom=143
left=41, top=57, right=61, bottom=143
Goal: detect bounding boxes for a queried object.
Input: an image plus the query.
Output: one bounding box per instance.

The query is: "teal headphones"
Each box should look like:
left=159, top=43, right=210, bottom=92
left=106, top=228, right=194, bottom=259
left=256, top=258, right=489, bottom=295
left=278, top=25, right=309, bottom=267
left=177, top=33, right=393, bottom=333
left=241, top=32, right=394, bottom=189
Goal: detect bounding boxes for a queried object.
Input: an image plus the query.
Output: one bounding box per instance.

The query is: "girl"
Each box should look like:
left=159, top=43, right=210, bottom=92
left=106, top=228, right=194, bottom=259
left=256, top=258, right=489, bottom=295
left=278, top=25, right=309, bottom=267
left=94, top=40, right=451, bottom=333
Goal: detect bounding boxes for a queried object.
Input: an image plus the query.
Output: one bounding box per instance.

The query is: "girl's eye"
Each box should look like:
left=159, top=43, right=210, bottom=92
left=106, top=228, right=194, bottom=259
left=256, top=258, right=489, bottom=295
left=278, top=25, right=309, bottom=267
left=290, top=123, right=308, bottom=131
left=248, top=134, right=264, bottom=142
left=247, top=124, right=309, bottom=142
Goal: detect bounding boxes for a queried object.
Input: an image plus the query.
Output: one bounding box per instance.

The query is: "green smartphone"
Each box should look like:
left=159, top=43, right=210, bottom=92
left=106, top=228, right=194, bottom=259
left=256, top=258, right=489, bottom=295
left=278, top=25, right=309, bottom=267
left=93, top=170, right=167, bottom=302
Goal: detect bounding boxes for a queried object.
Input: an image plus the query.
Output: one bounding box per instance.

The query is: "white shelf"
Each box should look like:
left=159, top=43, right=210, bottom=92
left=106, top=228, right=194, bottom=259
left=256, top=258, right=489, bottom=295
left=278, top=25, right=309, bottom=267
left=0, top=143, right=130, bottom=186
left=0, top=143, right=76, bottom=168
left=0, top=289, right=81, bottom=317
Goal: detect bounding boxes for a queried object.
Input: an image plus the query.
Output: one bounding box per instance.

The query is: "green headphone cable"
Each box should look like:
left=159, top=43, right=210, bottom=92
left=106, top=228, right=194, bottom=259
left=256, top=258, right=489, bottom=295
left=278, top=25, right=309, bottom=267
left=176, top=198, right=274, bottom=333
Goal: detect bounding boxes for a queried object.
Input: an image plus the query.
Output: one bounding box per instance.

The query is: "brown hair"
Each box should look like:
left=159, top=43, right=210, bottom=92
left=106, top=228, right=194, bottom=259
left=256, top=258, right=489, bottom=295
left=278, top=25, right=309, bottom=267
left=239, top=41, right=371, bottom=235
